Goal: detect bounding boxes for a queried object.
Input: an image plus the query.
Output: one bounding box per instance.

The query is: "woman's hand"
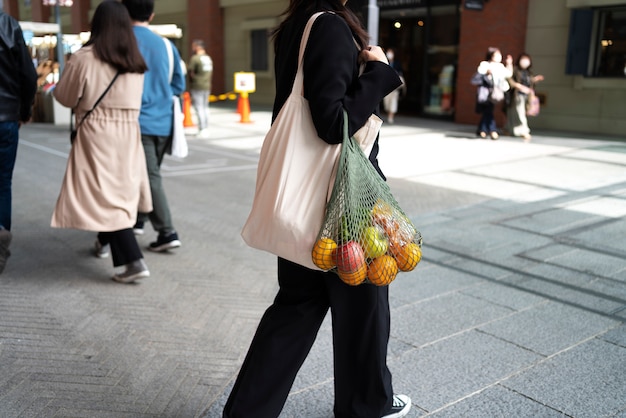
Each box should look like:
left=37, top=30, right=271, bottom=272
left=533, top=74, right=545, bottom=83
left=360, top=46, right=389, bottom=65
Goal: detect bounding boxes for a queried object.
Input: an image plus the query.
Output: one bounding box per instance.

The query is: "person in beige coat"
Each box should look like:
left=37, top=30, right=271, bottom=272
left=52, top=0, right=152, bottom=283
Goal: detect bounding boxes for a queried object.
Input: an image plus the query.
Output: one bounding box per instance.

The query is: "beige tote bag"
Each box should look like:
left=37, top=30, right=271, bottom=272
left=241, top=12, right=340, bottom=270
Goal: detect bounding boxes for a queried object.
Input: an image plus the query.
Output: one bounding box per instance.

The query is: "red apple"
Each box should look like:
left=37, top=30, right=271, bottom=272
left=335, top=241, right=366, bottom=273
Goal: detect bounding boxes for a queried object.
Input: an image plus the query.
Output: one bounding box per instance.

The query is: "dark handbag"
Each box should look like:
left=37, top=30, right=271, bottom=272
left=70, top=71, right=120, bottom=144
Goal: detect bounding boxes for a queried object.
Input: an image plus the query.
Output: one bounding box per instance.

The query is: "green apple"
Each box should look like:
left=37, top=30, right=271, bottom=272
left=360, top=226, right=388, bottom=259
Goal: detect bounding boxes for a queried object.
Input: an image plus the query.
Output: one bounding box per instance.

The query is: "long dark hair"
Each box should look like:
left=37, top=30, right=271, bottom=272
left=85, top=0, right=147, bottom=74
left=272, top=0, right=369, bottom=50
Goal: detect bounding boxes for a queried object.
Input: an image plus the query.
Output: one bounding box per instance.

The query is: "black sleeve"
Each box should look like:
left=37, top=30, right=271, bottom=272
left=14, top=25, right=37, bottom=122
left=303, top=14, right=401, bottom=144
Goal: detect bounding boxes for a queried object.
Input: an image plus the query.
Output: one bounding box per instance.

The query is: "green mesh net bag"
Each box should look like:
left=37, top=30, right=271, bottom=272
left=312, top=111, right=422, bottom=286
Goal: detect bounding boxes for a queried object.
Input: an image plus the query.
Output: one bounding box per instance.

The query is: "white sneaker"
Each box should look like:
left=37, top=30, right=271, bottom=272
left=381, top=394, right=411, bottom=418
left=94, top=240, right=110, bottom=258
left=196, top=128, right=210, bottom=138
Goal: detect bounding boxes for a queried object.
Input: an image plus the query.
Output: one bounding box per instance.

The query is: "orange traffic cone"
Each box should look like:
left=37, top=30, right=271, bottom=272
left=182, top=92, right=196, bottom=128
left=239, top=92, right=251, bottom=123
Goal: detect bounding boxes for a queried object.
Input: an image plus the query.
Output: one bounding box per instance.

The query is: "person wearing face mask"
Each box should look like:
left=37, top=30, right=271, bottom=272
left=505, top=53, right=544, bottom=142
left=471, top=47, right=513, bottom=140
left=382, top=48, right=405, bottom=124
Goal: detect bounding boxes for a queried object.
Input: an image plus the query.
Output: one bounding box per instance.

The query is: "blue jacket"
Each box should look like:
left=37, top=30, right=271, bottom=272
left=132, top=26, right=185, bottom=137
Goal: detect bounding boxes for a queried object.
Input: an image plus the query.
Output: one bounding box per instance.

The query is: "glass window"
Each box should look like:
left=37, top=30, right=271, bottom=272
left=593, top=7, right=626, bottom=77
left=250, top=29, right=269, bottom=72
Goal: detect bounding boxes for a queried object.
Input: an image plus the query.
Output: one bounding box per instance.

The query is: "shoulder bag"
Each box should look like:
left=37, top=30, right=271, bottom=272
left=241, top=12, right=341, bottom=270
left=163, top=37, right=188, bottom=158
left=70, top=71, right=120, bottom=144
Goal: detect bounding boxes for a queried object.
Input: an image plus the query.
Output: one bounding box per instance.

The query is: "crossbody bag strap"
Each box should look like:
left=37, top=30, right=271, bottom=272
left=74, top=71, right=120, bottom=131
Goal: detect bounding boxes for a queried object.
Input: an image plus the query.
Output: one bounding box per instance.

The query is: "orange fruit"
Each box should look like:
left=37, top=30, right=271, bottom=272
left=312, top=237, right=337, bottom=270
left=367, top=255, right=398, bottom=286
left=337, top=264, right=367, bottom=286
left=392, top=242, right=422, bottom=272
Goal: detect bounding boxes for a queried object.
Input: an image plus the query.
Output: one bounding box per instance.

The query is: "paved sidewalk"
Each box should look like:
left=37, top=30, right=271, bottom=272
left=1, top=106, right=624, bottom=417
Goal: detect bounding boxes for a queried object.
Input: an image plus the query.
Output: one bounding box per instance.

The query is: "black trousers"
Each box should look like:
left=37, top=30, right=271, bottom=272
left=98, top=228, right=142, bottom=267
left=223, top=258, right=393, bottom=418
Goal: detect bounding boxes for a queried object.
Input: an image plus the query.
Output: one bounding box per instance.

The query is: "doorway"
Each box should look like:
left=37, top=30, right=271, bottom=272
left=379, top=1, right=461, bottom=118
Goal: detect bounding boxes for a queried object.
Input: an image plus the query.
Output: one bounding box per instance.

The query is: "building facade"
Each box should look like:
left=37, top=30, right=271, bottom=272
left=4, top=0, right=626, bottom=136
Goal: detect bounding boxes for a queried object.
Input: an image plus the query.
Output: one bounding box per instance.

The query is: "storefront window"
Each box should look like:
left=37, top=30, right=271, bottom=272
left=593, top=7, right=626, bottom=77
left=566, top=7, right=626, bottom=77
left=378, top=0, right=460, bottom=118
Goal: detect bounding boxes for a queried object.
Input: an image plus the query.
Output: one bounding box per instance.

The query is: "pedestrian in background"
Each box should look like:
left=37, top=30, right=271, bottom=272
left=122, top=0, right=185, bottom=252
left=223, top=0, right=410, bottom=417
left=471, top=47, right=512, bottom=140
left=505, top=53, right=544, bottom=142
left=382, top=48, right=405, bottom=124
left=188, top=39, right=213, bottom=138
left=0, top=9, right=38, bottom=274
left=51, top=0, right=152, bottom=283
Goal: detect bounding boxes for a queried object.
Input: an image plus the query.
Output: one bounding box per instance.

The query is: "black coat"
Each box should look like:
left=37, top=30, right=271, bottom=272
left=272, top=5, right=402, bottom=178
left=0, top=12, right=38, bottom=122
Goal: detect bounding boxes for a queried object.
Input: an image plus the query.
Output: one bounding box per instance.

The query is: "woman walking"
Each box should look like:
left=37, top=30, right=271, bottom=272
left=471, top=47, right=513, bottom=140
left=506, top=53, right=544, bottom=141
left=223, top=1, right=410, bottom=417
left=52, top=0, right=152, bottom=283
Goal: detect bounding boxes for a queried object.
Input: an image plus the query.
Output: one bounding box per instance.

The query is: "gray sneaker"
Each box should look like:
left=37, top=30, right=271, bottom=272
left=112, top=259, right=150, bottom=284
left=0, top=229, right=12, bottom=274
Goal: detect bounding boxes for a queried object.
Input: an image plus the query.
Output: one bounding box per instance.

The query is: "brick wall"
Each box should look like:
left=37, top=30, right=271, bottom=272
left=187, top=0, right=225, bottom=95
left=455, top=0, right=529, bottom=127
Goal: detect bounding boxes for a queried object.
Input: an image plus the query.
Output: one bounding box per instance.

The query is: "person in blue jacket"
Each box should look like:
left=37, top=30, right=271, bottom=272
left=122, top=0, right=185, bottom=252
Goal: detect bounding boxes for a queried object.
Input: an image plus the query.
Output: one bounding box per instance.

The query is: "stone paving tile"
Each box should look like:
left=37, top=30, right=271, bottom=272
left=389, top=330, right=542, bottom=413
left=500, top=207, right=607, bottom=236
left=425, top=222, right=537, bottom=256
left=601, top=324, right=626, bottom=347
left=478, top=301, right=620, bottom=357
left=412, top=171, right=566, bottom=204
left=506, top=263, right=626, bottom=317
left=502, top=338, right=626, bottom=417
left=391, top=293, right=514, bottom=348
left=556, top=195, right=626, bottom=218
left=531, top=247, right=626, bottom=280
left=436, top=257, right=526, bottom=283
left=459, top=282, right=546, bottom=311
left=465, top=155, right=626, bottom=193
left=427, top=384, right=567, bottom=417
left=390, top=262, right=486, bottom=308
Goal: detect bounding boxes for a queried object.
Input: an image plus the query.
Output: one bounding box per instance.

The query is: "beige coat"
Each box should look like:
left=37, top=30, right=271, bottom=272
left=51, top=46, right=152, bottom=232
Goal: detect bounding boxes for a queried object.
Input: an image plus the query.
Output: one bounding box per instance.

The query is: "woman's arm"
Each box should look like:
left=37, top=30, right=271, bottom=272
left=53, top=56, right=85, bottom=109
left=303, top=14, right=401, bottom=144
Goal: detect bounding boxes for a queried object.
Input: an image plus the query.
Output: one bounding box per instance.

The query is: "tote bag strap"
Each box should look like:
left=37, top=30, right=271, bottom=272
left=291, top=11, right=326, bottom=96
left=163, top=36, right=174, bottom=83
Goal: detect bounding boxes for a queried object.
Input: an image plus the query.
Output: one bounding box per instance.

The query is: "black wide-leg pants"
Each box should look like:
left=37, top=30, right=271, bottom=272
left=97, top=229, right=143, bottom=267
left=223, top=257, right=393, bottom=418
